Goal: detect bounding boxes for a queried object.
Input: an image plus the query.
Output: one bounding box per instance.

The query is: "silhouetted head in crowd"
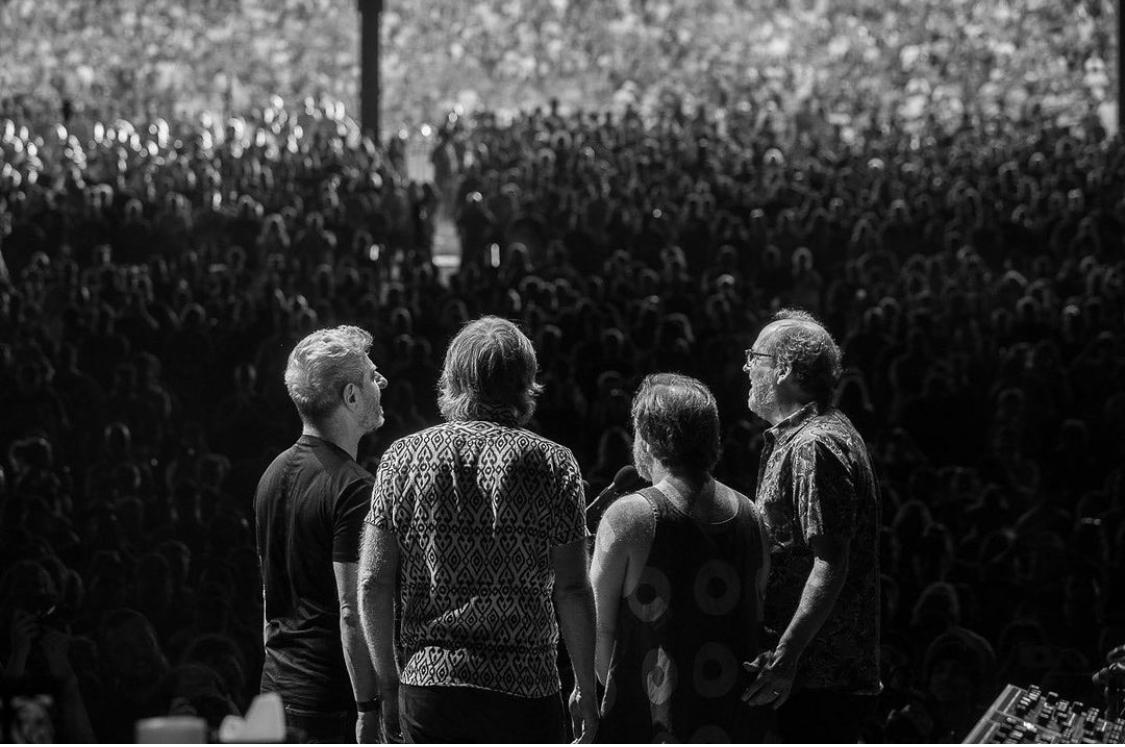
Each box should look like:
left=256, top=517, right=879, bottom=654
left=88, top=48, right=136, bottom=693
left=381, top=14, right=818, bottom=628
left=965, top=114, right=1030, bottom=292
left=923, top=627, right=996, bottom=710
left=182, top=633, right=250, bottom=709
left=0, top=558, right=58, bottom=623
left=159, top=662, right=240, bottom=728
left=593, top=426, right=633, bottom=475
left=98, top=608, right=168, bottom=691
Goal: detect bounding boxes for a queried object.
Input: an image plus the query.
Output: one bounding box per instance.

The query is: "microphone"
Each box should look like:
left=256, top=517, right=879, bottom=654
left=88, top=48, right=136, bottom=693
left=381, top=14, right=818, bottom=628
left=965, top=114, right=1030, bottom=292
left=585, top=465, right=643, bottom=532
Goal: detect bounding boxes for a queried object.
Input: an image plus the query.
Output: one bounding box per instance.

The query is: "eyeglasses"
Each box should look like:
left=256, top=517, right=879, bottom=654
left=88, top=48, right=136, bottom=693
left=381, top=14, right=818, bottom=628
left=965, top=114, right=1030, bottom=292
left=744, top=349, right=775, bottom=365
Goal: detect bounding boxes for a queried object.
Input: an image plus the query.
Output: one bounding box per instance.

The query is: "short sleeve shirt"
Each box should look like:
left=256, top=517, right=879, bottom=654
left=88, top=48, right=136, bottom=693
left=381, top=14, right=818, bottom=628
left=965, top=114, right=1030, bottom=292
left=367, top=419, right=587, bottom=697
left=255, top=435, right=374, bottom=710
left=756, top=403, right=881, bottom=694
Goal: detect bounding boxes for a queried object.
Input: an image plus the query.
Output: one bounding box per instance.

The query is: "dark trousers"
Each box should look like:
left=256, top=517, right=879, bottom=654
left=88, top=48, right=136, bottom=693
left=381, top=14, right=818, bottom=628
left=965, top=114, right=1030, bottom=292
left=399, top=683, right=565, bottom=743
left=285, top=706, right=355, bottom=744
left=776, top=689, right=875, bottom=744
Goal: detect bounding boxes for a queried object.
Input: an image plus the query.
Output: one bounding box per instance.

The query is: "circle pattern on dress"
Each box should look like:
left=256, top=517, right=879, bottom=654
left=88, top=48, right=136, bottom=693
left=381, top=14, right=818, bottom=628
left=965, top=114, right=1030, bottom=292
left=693, top=559, right=741, bottom=616
left=643, top=646, right=678, bottom=705
left=629, top=566, right=671, bottom=622
left=689, top=724, right=731, bottom=743
left=692, top=641, right=739, bottom=698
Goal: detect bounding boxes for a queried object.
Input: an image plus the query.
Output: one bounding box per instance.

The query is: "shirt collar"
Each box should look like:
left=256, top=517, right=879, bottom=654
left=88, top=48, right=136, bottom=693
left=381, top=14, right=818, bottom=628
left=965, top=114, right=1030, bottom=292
left=453, top=402, right=521, bottom=428
left=765, top=401, right=821, bottom=446
left=298, top=433, right=346, bottom=453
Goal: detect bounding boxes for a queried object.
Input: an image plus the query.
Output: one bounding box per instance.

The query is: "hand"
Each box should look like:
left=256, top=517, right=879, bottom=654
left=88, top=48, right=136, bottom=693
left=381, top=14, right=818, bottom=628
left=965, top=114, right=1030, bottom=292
left=356, top=710, right=382, bottom=744
left=380, top=688, right=402, bottom=744
left=568, top=685, right=599, bottom=744
left=742, top=648, right=798, bottom=709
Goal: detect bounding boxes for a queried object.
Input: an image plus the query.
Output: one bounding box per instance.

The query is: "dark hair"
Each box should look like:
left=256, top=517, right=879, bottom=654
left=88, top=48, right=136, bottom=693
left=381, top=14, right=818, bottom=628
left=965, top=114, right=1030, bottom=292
left=438, top=316, right=543, bottom=426
left=631, top=373, right=721, bottom=475
left=922, top=626, right=996, bottom=689
left=765, top=308, right=843, bottom=406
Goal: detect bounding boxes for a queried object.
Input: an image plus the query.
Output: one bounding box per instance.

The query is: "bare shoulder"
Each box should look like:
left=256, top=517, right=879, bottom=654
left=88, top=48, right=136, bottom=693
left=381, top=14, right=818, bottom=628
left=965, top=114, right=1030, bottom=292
left=597, top=492, right=655, bottom=548
left=714, top=479, right=757, bottom=519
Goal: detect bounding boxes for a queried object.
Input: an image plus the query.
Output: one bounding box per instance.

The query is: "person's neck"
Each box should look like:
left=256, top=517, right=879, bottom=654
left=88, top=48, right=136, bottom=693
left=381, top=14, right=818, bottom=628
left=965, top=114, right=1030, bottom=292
left=653, top=467, right=733, bottom=522
left=303, top=419, right=360, bottom=460
left=651, top=463, right=711, bottom=502
left=768, top=397, right=812, bottom=426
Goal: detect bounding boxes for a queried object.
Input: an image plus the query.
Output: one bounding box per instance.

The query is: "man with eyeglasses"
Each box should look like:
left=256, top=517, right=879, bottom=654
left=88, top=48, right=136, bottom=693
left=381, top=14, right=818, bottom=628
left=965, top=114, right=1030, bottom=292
left=739, top=308, right=881, bottom=743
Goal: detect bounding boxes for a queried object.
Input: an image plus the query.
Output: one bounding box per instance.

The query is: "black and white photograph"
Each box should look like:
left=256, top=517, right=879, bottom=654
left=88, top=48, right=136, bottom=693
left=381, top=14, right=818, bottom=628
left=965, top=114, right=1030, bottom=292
left=1, top=0, right=1124, bottom=742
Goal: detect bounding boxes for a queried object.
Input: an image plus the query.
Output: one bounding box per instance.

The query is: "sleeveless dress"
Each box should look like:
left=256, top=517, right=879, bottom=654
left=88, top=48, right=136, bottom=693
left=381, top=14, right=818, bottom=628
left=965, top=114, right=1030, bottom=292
left=598, top=484, right=769, bottom=743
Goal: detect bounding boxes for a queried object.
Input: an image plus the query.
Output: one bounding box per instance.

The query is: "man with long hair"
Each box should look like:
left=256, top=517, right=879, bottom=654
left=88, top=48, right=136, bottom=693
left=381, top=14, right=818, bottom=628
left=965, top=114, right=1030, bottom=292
left=359, top=316, right=598, bottom=743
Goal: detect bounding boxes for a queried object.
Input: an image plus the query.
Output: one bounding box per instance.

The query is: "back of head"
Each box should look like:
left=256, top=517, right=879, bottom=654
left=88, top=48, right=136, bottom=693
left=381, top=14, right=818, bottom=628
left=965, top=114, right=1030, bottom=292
left=438, top=316, right=542, bottom=426
left=0, top=559, right=56, bottom=612
left=632, top=373, right=721, bottom=476
left=764, top=308, right=843, bottom=407
left=98, top=607, right=167, bottom=685
left=284, top=325, right=373, bottom=425
left=923, top=626, right=996, bottom=694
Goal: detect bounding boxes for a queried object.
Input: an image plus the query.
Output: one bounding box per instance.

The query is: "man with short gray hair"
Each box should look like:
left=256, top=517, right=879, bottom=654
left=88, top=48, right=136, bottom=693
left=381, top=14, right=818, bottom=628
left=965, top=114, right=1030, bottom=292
left=741, top=308, right=881, bottom=743
left=255, top=325, right=388, bottom=743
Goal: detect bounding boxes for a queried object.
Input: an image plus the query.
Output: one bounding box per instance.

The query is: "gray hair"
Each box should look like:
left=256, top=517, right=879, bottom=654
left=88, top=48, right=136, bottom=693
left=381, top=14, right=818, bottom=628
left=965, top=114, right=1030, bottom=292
left=438, top=316, right=543, bottom=426
left=765, top=308, right=843, bottom=407
left=632, top=373, right=721, bottom=476
left=284, top=325, right=374, bottom=424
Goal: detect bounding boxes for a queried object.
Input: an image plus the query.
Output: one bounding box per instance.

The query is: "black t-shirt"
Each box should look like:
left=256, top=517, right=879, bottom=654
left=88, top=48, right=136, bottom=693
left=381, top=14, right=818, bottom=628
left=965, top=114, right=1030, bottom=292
left=255, top=435, right=373, bottom=711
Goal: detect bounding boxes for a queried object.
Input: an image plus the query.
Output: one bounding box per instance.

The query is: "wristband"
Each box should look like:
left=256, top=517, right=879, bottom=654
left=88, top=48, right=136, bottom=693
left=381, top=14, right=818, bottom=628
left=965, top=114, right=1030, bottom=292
left=356, top=698, right=380, bottom=712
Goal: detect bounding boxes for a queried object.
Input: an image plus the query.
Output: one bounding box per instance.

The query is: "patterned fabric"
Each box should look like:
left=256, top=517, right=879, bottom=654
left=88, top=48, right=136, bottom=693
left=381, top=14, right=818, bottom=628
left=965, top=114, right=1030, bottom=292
left=598, top=484, right=769, bottom=743
left=367, top=419, right=587, bottom=698
left=756, top=402, right=882, bottom=694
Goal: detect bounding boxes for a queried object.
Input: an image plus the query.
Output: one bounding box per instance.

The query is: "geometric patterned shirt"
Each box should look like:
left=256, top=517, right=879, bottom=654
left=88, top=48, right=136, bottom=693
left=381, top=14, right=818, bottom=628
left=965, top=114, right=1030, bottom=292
left=755, top=402, right=882, bottom=694
left=366, top=418, right=587, bottom=697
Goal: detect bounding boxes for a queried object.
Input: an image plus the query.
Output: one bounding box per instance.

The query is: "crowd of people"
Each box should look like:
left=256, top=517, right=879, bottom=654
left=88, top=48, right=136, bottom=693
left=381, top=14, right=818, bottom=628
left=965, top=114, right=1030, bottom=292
left=2, top=0, right=1115, bottom=140
left=1, top=73, right=1124, bottom=741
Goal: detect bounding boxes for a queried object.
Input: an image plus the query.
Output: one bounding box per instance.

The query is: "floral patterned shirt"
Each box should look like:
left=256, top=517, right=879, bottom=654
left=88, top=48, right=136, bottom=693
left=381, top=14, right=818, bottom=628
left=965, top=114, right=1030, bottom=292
left=367, top=419, right=587, bottom=697
left=756, top=402, right=881, bottom=694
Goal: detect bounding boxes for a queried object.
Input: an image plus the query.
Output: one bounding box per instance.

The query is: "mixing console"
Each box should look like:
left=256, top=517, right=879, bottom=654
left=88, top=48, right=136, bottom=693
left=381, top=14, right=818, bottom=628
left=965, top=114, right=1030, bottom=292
left=964, top=684, right=1125, bottom=743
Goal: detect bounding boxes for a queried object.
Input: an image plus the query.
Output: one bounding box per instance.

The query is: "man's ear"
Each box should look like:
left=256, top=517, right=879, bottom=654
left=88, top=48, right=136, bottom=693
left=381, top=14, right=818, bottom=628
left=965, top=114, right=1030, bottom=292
left=343, top=382, right=359, bottom=410
left=774, top=360, right=793, bottom=386
left=776, top=363, right=810, bottom=402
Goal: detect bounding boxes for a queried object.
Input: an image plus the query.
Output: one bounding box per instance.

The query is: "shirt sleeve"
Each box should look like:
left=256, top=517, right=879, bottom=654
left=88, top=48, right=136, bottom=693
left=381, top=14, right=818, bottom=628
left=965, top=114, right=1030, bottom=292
left=366, top=445, right=402, bottom=533
left=792, top=438, right=857, bottom=544
left=550, top=446, right=588, bottom=547
left=334, top=473, right=376, bottom=563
